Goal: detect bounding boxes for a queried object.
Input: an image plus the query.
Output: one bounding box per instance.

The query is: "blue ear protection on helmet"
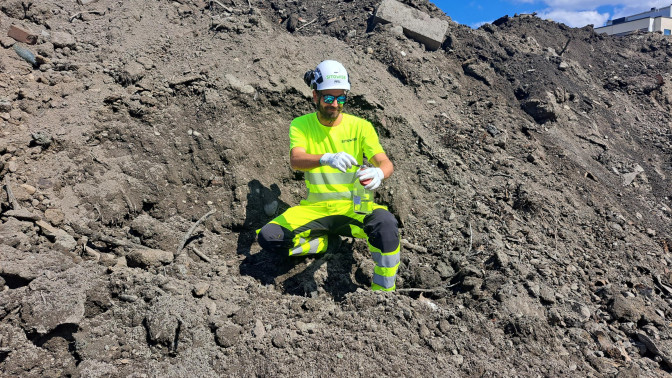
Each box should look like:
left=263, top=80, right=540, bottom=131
left=303, top=66, right=351, bottom=90
left=303, top=68, right=323, bottom=89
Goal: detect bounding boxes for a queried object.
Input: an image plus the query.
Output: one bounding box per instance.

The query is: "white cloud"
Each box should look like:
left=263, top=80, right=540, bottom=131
left=468, top=1, right=672, bottom=29
left=533, top=0, right=670, bottom=11
left=515, top=0, right=672, bottom=28
left=612, top=1, right=672, bottom=19
left=537, top=9, right=611, bottom=27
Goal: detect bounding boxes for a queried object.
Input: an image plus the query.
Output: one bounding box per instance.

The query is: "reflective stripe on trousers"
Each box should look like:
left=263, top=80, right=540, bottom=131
left=289, top=236, right=324, bottom=256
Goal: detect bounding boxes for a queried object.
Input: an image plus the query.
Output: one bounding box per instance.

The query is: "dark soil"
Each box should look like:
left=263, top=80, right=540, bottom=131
left=1, top=0, right=671, bottom=376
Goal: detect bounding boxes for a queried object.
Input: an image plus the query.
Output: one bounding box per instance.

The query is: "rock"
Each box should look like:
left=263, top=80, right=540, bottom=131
left=0, top=244, right=75, bottom=282
left=0, top=99, right=11, bottom=112
left=30, top=132, right=52, bottom=147
left=126, top=248, right=174, bottom=268
left=493, top=251, right=509, bottom=267
left=374, top=0, right=449, bottom=50
left=450, top=354, right=464, bottom=365
left=10, top=182, right=31, bottom=201
left=118, top=62, right=145, bottom=85
left=252, top=319, right=266, bottom=339
left=145, top=311, right=179, bottom=347
left=129, top=215, right=179, bottom=251
left=286, top=14, right=299, bottom=32
left=7, top=160, right=18, bottom=173
left=19, top=266, right=91, bottom=334
left=44, top=208, right=65, bottom=226
left=35, top=220, right=76, bottom=252
left=136, top=56, right=154, bottom=69
left=622, top=165, right=644, bottom=186
left=462, top=276, right=483, bottom=293
left=193, top=282, right=210, bottom=297
left=271, top=332, right=287, bottom=348
left=521, top=98, right=558, bottom=124
left=215, top=323, right=243, bottom=348
left=0, top=36, right=15, bottom=48
left=558, top=61, right=569, bottom=71
left=539, top=285, right=556, bottom=304
left=526, top=281, right=540, bottom=297
left=51, top=31, right=76, bottom=48
left=4, top=208, right=40, bottom=221
left=462, top=60, right=495, bottom=86
left=579, top=305, right=591, bottom=321
left=20, top=183, right=36, bottom=194
left=609, top=295, right=644, bottom=323
left=9, top=109, right=22, bottom=121
left=225, top=74, right=255, bottom=95
left=54, top=233, right=77, bottom=252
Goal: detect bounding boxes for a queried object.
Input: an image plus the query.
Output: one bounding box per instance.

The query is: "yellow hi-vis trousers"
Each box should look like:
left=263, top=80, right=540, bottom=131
left=257, top=200, right=400, bottom=291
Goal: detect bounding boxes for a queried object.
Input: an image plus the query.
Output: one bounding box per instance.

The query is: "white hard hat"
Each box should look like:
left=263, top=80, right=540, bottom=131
left=304, top=60, right=351, bottom=91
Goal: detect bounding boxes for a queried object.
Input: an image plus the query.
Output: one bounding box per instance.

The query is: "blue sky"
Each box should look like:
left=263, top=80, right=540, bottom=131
left=431, top=0, right=672, bottom=29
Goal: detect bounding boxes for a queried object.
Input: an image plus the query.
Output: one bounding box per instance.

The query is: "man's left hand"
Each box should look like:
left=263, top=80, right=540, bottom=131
left=357, top=167, right=385, bottom=190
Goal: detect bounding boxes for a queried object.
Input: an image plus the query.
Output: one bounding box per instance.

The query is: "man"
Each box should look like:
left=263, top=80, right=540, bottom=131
left=257, top=60, right=400, bottom=291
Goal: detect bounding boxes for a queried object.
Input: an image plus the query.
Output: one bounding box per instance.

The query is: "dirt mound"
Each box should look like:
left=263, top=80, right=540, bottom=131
left=1, top=0, right=671, bottom=376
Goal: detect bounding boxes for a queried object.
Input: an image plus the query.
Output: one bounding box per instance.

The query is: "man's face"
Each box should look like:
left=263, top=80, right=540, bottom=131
left=314, top=89, right=346, bottom=121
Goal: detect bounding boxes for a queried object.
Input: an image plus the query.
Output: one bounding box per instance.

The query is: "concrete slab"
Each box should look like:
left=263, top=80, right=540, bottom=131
left=374, top=0, right=449, bottom=50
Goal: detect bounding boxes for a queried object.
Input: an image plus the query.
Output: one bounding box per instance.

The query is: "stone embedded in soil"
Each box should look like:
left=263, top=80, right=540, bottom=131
left=0, top=99, right=11, bottom=112
left=374, top=0, right=449, bottom=50
left=10, top=180, right=30, bottom=199
left=44, top=208, right=65, bottom=226
left=252, top=319, right=266, bottom=339
left=225, top=74, right=255, bottom=95
left=145, top=311, right=179, bottom=347
left=215, top=323, right=243, bottom=348
left=271, top=330, right=288, bottom=348
left=126, top=248, right=174, bottom=268
left=50, top=31, right=76, bottom=48
left=539, top=285, right=556, bottom=304
left=193, top=282, right=210, bottom=297
left=3, top=208, right=41, bottom=221
left=136, top=56, right=154, bottom=69
left=608, top=295, right=644, bottom=323
left=35, top=220, right=77, bottom=252
left=0, top=245, right=75, bottom=282
left=19, top=266, right=92, bottom=334
left=19, top=183, right=36, bottom=194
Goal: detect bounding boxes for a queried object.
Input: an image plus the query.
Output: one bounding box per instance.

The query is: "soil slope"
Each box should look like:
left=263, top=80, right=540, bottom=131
left=1, top=0, right=671, bottom=376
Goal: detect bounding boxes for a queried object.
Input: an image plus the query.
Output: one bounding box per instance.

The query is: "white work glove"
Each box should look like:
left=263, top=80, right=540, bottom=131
left=319, top=152, right=357, bottom=173
left=356, top=167, right=385, bottom=190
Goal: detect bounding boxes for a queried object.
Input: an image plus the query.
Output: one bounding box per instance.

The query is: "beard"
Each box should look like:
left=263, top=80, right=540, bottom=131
left=317, top=102, right=341, bottom=122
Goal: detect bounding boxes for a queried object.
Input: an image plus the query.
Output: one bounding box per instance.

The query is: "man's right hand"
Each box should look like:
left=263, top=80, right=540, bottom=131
left=319, top=152, right=357, bottom=173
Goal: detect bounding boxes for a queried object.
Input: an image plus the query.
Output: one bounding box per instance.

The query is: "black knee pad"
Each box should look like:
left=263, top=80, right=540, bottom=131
left=257, top=223, right=293, bottom=253
left=364, top=209, right=399, bottom=253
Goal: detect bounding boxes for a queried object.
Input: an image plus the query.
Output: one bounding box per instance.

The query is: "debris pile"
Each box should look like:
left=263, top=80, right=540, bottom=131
left=0, top=0, right=670, bottom=375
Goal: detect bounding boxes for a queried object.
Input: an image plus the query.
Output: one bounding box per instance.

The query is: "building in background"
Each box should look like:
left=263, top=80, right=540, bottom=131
left=595, top=4, right=672, bottom=36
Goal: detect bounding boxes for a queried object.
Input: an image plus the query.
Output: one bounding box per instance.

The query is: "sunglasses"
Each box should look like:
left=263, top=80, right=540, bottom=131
left=321, top=94, right=347, bottom=104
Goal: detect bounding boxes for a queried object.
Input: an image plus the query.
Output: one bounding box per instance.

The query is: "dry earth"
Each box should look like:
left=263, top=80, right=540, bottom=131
left=0, top=0, right=671, bottom=376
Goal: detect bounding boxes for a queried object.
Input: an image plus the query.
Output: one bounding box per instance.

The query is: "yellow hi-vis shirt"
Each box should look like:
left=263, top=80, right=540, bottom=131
left=290, top=112, right=385, bottom=204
